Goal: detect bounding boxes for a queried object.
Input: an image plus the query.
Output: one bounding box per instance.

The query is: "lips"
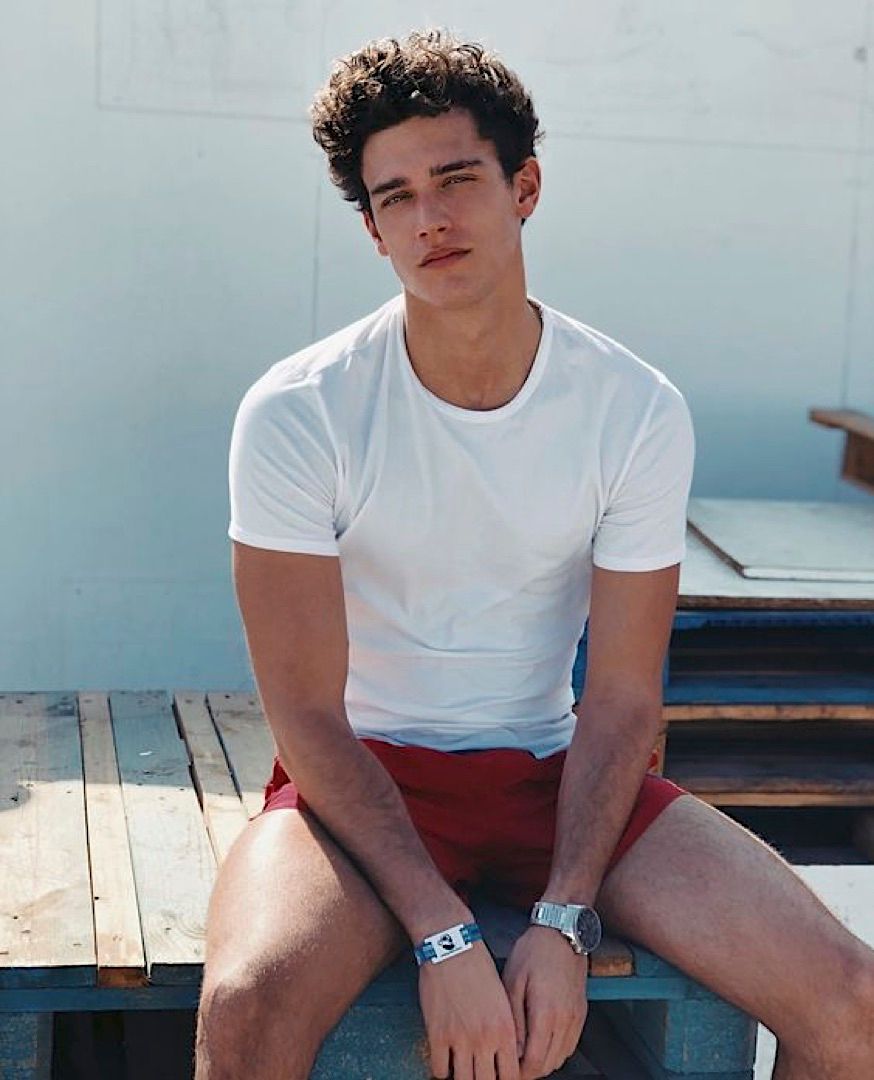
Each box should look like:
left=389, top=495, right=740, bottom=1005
left=420, top=248, right=470, bottom=267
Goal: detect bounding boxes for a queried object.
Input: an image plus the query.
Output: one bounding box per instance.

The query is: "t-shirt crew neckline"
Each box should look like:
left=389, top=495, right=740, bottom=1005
left=394, top=297, right=553, bottom=423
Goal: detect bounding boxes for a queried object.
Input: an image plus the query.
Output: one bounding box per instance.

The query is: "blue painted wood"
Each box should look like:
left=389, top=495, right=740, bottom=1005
left=0, top=1014, right=52, bottom=1080
left=601, top=998, right=756, bottom=1079
left=311, top=1004, right=430, bottom=1079
left=673, top=610, right=874, bottom=629
left=664, top=674, right=874, bottom=704
left=0, top=970, right=704, bottom=1013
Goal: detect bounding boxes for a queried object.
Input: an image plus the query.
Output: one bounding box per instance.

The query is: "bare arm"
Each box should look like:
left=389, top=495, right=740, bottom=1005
left=543, top=562, right=680, bottom=904
left=232, top=540, right=472, bottom=941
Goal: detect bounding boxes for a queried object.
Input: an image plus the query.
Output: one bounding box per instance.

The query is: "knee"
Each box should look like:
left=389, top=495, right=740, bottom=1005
left=842, top=948, right=874, bottom=1035
left=195, top=965, right=315, bottom=1080
left=787, top=946, right=874, bottom=1074
left=822, top=944, right=874, bottom=1033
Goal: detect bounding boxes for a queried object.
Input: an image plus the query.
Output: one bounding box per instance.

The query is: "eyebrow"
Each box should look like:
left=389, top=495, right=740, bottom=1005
left=369, top=158, right=484, bottom=198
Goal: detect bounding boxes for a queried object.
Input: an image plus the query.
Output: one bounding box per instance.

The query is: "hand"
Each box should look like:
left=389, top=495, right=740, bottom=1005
left=419, top=940, right=521, bottom=1080
left=500, top=926, right=589, bottom=1079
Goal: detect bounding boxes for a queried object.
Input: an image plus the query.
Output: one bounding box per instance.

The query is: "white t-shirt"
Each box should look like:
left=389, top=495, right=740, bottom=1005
left=228, top=295, right=695, bottom=757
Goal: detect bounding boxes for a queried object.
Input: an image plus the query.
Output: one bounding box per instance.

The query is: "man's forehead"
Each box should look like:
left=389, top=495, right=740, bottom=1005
left=361, top=110, right=498, bottom=185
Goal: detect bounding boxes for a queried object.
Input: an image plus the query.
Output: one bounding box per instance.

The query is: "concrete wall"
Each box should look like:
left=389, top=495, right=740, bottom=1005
left=2, top=1, right=872, bottom=690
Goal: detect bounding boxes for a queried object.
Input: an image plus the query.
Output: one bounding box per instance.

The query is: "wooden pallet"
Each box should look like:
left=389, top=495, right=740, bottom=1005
left=0, top=691, right=757, bottom=1080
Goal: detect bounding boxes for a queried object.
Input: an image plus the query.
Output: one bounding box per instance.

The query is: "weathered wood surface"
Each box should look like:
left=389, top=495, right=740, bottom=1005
left=665, top=748, right=874, bottom=807
left=0, top=690, right=639, bottom=997
left=0, top=694, right=94, bottom=990
left=679, top=529, right=874, bottom=608
left=78, top=693, right=145, bottom=988
left=205, top=692, right=275, bottom=821
left=109, top=692, right=215, bottom=984
left=174, top=692, right=250, bottom=866
left=687, top=498, right=874, bottom=583
left=664, top=702, right=874, bottom=721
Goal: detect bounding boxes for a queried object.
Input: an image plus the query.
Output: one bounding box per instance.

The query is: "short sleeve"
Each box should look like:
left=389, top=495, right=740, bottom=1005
left=227, top=382, right=340, bottom=556
left=592, top=380, right=695, bottom=572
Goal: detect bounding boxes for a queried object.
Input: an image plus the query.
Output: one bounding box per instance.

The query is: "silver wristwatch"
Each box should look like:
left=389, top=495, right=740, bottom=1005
left=529, top=900, right=602, bottom=955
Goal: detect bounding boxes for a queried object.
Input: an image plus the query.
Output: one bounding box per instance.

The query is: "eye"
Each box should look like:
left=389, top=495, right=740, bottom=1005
left=443, top=174, right=474, bottom=187
left=381, top=191, right=410, bottom=208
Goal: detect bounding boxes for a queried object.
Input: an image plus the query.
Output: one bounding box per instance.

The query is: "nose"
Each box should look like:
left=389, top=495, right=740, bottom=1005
left=415, top=191, right=450, bottom=238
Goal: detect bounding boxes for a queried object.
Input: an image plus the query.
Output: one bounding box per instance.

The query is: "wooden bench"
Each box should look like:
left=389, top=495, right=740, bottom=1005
left=0, top=691, right=757, bottom=1079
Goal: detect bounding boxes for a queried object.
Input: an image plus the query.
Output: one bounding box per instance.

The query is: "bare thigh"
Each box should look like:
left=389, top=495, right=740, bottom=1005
left=196, top=807, right=408, bottom=1077
left=595, top=794, right=874, bottom=1047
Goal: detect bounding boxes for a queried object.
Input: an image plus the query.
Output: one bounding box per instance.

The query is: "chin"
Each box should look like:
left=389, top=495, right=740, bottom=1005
left=403, top=274, right=496, bottom=313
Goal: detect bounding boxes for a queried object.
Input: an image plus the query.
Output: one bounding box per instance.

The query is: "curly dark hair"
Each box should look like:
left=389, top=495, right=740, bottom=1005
left=310, top=29, right=543, bottom=214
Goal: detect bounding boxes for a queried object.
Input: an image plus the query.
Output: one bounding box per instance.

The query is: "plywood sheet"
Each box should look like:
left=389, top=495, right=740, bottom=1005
left=679, top=523, right=874, bottom=608
left=688, top=498, right=874, bottom=582
left=0, top=693, right=94, bottom=989
left=110, top=691, right=215, bottom=984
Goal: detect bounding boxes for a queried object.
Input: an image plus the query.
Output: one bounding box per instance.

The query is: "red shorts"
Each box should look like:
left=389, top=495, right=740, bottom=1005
left=260, top=739, right=688, bottom=909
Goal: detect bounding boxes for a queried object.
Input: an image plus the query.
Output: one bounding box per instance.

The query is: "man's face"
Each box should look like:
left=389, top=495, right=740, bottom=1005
left=360, top=108, right=540, bottom=309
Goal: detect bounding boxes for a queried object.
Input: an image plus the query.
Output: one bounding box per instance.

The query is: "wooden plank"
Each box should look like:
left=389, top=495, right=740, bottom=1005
left=78, top=693, right=147, bottom=988
left=174, top=692, right=251, bottom=866
left=666, top=750, right=874, bottom=794
left=577, top=1005, right=649, bottom=1079
left=0, top=693, right=95, bottom=989
left=206, top=692, right=275, bottom=821
left=688, top=498, right=874, bottom=583
left=664, top=719, right=874, bottom=747
left=0, top=1012, right=53, bottom=1079
left=809, top=407, right=874, bottom=442
left=678, top=530, right=874, bottom=608
left=842, top=430, right=874, bottom=494
left=664, top=703, right=874, bottom=721
left=691, top=791, right=874, bottom=808
left=109, top=691, right=215, bottom=984
left=665, top=670, right=874, bottom=705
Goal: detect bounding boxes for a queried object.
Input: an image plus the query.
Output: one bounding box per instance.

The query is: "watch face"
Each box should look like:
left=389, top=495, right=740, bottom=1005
left=574, top=907, right=602, bottom=952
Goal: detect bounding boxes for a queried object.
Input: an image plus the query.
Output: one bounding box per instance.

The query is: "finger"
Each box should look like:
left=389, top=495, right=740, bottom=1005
left=429, top=1037, right=450, bottom=1079
left=541, top=1026, right=568, bottom=1077
left=495, top=1040, right=521, bottom=1080
left=452, top=1047, right=474, bottom=1080
left=518, top=1014, right=550, bottom=1079
left=506, top=974, right=527, bottom=1059
left=472, top=1047, right=497, bottom=1080
left=549, top=1011, right=585, bottom=1074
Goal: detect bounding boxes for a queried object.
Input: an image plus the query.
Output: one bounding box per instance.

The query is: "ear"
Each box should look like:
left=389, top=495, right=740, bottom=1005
left=514, top=157, right=541, bottom=223
left=362, top=209, right=389, bottom=257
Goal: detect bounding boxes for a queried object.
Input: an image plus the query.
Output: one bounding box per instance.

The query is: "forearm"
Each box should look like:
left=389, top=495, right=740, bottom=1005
left=270, top=712, right=472, bottom=942
left=543, top=694, right=662, bottom=905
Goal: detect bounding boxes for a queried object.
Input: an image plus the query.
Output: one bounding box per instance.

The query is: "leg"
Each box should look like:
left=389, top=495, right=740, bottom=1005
left=595, top=794, right=874, bottom=1080
left=195, top=807, right=408, bottom=1080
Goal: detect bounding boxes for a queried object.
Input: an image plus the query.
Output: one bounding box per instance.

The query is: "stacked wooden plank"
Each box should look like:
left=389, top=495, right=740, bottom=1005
left=658, top=502, right=874, bottom=859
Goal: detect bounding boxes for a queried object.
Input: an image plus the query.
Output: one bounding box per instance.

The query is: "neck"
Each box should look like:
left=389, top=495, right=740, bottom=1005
left=403, top=283, right=543, bottom=412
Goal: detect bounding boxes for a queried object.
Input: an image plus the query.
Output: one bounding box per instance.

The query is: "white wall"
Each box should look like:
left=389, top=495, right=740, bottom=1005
left=2, top=1, right=872, bottom=690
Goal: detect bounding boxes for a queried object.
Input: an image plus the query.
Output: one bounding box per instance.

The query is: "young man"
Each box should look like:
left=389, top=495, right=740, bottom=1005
left=198, top=30, right=874, bottom=1080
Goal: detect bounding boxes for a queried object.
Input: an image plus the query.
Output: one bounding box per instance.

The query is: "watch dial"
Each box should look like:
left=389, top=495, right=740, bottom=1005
left=574, top=907, right=602, bottom=952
